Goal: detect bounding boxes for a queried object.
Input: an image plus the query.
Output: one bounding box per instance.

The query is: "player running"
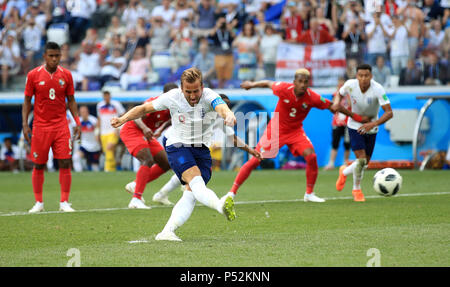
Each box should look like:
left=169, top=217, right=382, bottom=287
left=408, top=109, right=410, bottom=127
left=333, top=63, right=393, bottom=202
left=228, top=69, right=368, bottom=202
left=121, top=83, right=177, bottom=209
left=23, top=42, right=81, bottom=213
left=112, top=68, right=238, bottom=241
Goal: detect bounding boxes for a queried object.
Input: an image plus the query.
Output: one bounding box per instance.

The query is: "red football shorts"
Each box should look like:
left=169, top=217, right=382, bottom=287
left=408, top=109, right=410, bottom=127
left=31, top=125, right=72, bottom=164
left=120, top=124, right=164, bottom=157
left=256, top=127, right=314, bottom=158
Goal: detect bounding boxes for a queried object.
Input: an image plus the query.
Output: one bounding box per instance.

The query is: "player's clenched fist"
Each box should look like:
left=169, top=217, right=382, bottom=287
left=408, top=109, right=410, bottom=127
left=240, top=81, right=254, bottom=90
left=111, top=117, right=123, bottom=128
left=224, top=111, right=236, bottom=127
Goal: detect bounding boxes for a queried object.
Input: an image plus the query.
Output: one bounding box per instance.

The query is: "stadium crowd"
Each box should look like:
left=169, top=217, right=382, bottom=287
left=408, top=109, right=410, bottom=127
left=0, top=0, right=449, bottom=92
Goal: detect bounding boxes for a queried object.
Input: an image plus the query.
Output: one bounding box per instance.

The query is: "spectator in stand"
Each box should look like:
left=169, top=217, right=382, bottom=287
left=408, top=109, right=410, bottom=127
left=136, top=16, right=151, bottom=56
left=398, top=0, right=425, bottom=60
left=19, top=16, right=43, bottom=72
left=46, top=0, right=69, bottom=26
left=151, top=0, right=175, bottom=24
left=385, top=0, right=399, bottom=17
left=442, top=26, right=450, bottom=60
left=121, top=0, right=150, bottom=31
left=423, top=52, right=448, bottom=85
left=220, top=0, right=248, bottom=31
left=59, top=43, right=75, bottom=69
left=119, top=46, right=151, bottom=90
left=102, top=15, right=127, bottom=49
left=233, top=21, right=259, bottom=81
left=281, top=1, right=304, bottom=43
left=339, top=0, right=365, bottom=33
left=0, top=31, right=21, bottom=91
left=426, top=19, right=445, bottom=55
left=389, top=14, right=409, bottom=75
left=105, top=33, right=125, bottom=56
left=25, top=1, right=48, bottom=30
left=399, top=58, right=423, bottom=85
left=100, top=47, right=126, bottom=87
left=171, top=17, right=194, bottom=46
left=67, top=0, right=97, bottom=43
left=254, top=11, right=267, bottom=37
left=74, top=41, right=102, bottom=91
left=149, top=16, right=172, bottom=54
left=169, top=33, right=192, bottom=73
left=193, top=0, right=218, bottom=37
left=422, top=0, right=444, bottom=23
left=192, top=37, right=215, bottom=87
left=0, top=137, right=20, bottom=172
left=209, top=16, right=235, bottom=88
left=298, top=17, right=336, bottom=44
left=342, top=19, right=366, bottom=62
left=172, top=0, right=194, bottom=29
left=316, top=6, right=335, bottom=36
left=123, top=27, right=140, bottom=58
left=365, top=10, right=394, bottom=66
left=3, top=0, right=28, bottom=19
left=372, top=55, right=392, bottom=86
left=258, top=23, right=282, bottom=79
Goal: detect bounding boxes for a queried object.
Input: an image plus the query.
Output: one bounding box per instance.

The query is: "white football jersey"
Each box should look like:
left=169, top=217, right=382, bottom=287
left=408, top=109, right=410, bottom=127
left=152, top=88, right=224, bottom=147
left=96, top=100, right=126, bottom=135
left=339, top=79, right=390, bottom=134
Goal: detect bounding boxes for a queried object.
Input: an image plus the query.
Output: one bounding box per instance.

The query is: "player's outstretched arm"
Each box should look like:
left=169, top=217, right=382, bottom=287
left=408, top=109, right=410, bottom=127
left=233, top=135, right=263, bottom=160
left=215, top=103, right=236, bottom=127
left=241, top=80, right=275, bottom=90
left=329, top=102, right=371, bottom=123
left=111, top=102, right=156, bottom=128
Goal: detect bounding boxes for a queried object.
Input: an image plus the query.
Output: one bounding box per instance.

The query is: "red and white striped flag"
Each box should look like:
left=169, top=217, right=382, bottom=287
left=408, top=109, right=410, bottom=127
left=275, top=41, right=347, bottom=87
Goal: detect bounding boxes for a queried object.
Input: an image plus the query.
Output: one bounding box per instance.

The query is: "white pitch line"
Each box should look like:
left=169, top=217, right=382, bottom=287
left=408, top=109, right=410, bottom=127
left=1, top=191, right=450, bottom=217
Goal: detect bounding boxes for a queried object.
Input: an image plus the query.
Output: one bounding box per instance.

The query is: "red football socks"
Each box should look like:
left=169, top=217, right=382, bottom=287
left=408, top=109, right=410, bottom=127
left=230, top=156, right=261, bottom=194
left=305, top=153, right=318, bottom=194
left=146, top=164, right=166, bottom=183
left=32, top=168, right=44, bottom=202
left=59, top=168, right=72, bottom=202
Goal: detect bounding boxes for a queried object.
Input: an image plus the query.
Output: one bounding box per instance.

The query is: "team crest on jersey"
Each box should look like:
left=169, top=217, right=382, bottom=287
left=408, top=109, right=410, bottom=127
left=302, top=103, right=308, bottom=109
left=59, top=79, right=65, bottom=86
left=179, top=114, right=185, bottom=123
left=33, top=152, right=38, bottom=159
left=283, top=99, right=290, bottom=103
left=367, top=97, right=373, bottom=105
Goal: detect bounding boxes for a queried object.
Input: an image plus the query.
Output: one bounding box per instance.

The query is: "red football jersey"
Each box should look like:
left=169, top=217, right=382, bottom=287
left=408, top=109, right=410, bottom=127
left=130, top=96, right=170, bottom=132
left=25, top=65, right=75, bottom=130
left=271, top=81, right=331, bottom=131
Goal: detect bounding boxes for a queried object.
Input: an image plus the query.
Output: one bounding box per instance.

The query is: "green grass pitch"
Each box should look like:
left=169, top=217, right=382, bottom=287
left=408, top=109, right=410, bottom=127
left=0, top=169, right=449, bottom=267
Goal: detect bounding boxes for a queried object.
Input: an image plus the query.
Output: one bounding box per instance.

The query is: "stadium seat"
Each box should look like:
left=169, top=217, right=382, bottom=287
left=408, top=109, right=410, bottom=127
left=155, top=68, right=172, bottom=85
left=87, top=81, right=101, bottom=91
left=46, top=23, right=70, bottom=46
left=151, top=52, right=172, bottom=69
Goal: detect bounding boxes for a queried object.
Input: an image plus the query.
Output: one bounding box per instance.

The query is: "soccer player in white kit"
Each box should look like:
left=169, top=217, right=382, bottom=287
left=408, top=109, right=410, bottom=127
left=333, top=63, right=393, bottom=202
left=111, top=68, right=237, bottom=241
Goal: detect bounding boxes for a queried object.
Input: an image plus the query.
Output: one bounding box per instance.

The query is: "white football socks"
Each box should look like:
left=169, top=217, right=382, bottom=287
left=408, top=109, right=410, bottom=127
left=158, top=174, right=181, bottom=197
left=343, top=161, right=358, bottom=176
left=162, top=189, right=196, bottom=233
left=189, top=176, right=223, bottom=214
left=353, top=158, right=367, bottom=190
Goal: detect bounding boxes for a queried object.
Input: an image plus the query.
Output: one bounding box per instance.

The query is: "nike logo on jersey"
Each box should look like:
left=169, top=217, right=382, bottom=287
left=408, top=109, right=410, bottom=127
left=39, top=81, right=45, bottom=85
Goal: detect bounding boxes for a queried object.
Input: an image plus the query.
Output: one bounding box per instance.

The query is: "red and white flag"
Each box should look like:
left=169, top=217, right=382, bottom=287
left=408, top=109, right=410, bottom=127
left=275, top=41, right=347, bottom=87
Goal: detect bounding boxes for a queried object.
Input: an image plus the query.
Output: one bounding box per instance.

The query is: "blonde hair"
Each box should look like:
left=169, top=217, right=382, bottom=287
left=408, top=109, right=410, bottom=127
left=295, top=68, right=310, bottom=79
left=181, top=67, right=203, bottom=86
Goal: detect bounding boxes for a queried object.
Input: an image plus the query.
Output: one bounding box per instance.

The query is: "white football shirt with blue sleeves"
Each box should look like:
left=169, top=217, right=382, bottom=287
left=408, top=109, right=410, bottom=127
left=152, top=88, right=226, bottom=147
